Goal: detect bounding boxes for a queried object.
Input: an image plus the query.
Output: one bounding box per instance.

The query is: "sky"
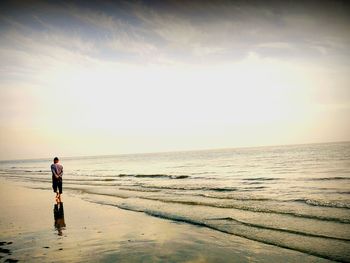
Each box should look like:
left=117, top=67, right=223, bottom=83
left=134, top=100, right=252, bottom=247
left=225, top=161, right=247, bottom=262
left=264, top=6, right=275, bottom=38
left=0, top=0, right=349, bottom=160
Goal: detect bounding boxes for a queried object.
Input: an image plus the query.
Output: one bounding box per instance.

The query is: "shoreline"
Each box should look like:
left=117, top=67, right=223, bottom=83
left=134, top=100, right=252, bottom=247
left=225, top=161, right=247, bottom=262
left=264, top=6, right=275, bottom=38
left=0, top=179, right=331, bottom=262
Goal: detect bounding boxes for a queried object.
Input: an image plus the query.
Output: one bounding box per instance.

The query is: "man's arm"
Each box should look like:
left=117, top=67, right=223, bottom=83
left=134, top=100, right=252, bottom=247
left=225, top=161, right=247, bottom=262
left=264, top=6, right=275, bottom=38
left=51, top=165, right=60, bottom=179
left=57, top=166, right=63, bottom=180
left=58, top=166, right=63, bottom=177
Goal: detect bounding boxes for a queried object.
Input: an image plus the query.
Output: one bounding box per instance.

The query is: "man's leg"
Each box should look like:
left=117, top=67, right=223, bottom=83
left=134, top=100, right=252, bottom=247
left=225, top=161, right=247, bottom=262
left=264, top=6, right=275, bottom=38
left=52, top=180, right=57, bottom=193
left=58, top=181, right=62, bottom=201
left=53, top=180, right=59, bottom=199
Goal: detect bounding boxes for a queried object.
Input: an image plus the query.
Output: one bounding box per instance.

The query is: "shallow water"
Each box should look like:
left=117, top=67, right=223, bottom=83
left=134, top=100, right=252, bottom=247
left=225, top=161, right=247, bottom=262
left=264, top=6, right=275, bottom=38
left=1, top=142, right=349, bottom=261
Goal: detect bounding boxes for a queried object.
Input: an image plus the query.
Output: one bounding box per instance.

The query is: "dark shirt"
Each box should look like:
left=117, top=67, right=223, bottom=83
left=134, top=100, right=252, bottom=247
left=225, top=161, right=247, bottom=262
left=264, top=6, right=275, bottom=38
left=51, top=163, right=63, bottom=181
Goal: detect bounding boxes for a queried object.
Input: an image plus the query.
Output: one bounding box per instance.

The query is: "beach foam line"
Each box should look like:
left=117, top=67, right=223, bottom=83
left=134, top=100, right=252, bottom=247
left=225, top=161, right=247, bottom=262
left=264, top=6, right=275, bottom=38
left=294, top=198, right=350, bottom=209
left=139, top=198, right=350, bottom=224
left=66, top=186, right=350, bottom=224
left=84, top=197, right=350, bottom=263
left=207, top=217, right=350, bottom=242
left=138, top=185, right=239, bottom=191
left=117, top=174, right=190, bottom=179
left=302, top=176, right=350, bottom=181
left=242, top=177, right=280, bottom=181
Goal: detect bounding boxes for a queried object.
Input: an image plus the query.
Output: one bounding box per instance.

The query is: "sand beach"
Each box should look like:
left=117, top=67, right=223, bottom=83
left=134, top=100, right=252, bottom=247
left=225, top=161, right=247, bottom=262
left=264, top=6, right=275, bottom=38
left=0, top=178, right=333, bottom=263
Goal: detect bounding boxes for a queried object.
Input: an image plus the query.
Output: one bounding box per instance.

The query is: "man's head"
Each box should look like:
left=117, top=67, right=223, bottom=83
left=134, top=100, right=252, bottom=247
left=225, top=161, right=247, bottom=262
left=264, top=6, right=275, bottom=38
left=54, top=157, right=59, bottom=163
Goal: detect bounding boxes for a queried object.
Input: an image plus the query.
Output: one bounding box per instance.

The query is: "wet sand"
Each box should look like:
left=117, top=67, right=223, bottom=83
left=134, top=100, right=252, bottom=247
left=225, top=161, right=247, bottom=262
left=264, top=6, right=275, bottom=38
left=0, top=179, right=330, bottom=262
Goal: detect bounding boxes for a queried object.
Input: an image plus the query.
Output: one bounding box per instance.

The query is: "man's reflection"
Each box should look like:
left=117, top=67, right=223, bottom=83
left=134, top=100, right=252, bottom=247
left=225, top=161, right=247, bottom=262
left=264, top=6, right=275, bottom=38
left=53, top=202, right=66, bottom=236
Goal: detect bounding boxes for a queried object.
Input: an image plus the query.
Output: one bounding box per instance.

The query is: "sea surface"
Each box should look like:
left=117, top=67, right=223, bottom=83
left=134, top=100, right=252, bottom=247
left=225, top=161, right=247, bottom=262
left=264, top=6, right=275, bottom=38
left=1, top=142, right=350, bottom=262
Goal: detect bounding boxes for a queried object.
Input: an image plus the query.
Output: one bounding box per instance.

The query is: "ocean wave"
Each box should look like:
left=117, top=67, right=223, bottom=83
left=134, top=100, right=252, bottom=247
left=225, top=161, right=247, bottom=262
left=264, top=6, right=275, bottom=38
left=2, top=169, right=49, bottom=173
left=194, top=193, right=272, bottom=201
left=76, top=186, right=350, bottom=224
left=137, top=184, right=270, bottom=192
left=146, top=198, right=350, bottom=223
left=242, top=181, right=264, bottom=185
left=207, top=217, right=350, bottom=241
left=87, top=199, right=350, bottom=262
left=295, top=198, right=350, bottom=209
left=209, top=187, right=238, bottom=192
left=242, top=177, right=279, bottom=181
left=306, top=177, right=350, bottom=181
left=118, top=174, right=189, bottom=179
left=337, top=191, right=350, bottom=194
left=1, top=175, right=51, bottom=183
left=190, top=171, right=213, bottom=175
left=241, top=186, right=267, bottom=190
left=119, top=187, right=162, bottom=193
left=139, top=185, right=238, bottom=192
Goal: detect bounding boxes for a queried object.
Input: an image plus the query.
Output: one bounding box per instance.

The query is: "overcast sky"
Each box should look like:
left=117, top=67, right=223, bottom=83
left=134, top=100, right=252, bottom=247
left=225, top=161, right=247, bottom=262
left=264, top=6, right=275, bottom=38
left=0, top=0, right=349, bottom=160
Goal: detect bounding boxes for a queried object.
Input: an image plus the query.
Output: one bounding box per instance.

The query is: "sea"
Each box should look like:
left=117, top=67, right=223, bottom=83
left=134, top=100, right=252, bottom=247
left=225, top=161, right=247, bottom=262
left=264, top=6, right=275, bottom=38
left=1, top=141, right=349, bottom=262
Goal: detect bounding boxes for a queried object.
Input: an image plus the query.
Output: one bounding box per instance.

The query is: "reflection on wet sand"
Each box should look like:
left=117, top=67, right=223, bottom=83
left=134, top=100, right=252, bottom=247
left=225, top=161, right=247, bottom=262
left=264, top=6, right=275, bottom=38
left=53, top=202, right=66, bottom=236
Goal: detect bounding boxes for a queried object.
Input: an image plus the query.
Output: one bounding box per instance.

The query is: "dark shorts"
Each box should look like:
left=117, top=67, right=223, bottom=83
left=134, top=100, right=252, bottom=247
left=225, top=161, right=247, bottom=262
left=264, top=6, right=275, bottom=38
left=52, top=179, right=62, bottom=194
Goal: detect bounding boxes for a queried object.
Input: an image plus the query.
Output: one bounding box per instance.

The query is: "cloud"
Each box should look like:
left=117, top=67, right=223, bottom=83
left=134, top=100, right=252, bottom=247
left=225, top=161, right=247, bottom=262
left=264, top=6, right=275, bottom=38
left=0, top=0, right=349, bottom=159
left=2, top=0, right=349, bottom=66
left=256, top=42, right=294, bottom=49
left=120, top=0, right=350, bottom=63
left=64, top=3, right=160, bottom=59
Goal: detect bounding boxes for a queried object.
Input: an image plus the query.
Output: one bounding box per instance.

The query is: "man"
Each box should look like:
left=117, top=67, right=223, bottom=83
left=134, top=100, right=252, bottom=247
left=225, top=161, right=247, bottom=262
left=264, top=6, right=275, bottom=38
left=51, top=157, right=63, bottom=201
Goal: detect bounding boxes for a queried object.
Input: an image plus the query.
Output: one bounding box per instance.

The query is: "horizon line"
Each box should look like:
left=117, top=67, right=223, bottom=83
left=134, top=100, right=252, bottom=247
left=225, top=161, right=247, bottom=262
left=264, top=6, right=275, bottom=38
left=0, top=139, right=349, bottom=163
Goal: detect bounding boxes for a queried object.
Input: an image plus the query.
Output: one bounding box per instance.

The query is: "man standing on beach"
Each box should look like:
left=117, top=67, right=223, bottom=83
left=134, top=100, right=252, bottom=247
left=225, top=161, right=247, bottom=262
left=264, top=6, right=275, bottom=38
left=51, top=157, right=63, bottom=201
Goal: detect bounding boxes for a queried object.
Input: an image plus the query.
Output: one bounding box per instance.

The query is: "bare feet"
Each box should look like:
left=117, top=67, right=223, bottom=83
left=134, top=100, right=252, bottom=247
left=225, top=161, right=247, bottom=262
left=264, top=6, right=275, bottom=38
left=55, top=192, right=59, bottom=202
